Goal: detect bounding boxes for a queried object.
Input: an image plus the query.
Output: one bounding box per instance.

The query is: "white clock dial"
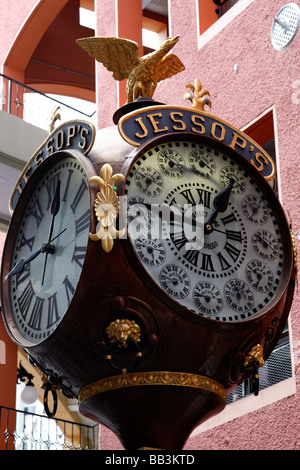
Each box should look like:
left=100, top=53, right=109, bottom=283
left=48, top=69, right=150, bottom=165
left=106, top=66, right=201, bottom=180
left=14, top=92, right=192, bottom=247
left=7, top=155, right=91, bottom=344
left=124, top=137, right=287, bottom=322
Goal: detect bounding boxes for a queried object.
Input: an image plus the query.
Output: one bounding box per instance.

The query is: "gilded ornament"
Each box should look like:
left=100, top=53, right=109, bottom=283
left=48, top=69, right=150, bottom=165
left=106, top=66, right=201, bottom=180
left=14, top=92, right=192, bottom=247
left=77, top=35, right=185, bottom=103
left=106, top=318, right=141, bottom=347
left=183, top=78, right=211, bottom=110
left=288, top=212, right=298, bottom=285
left=89, top=164, right=126, bottom=253
left=243, top=344, right=265, bottom=369
left=78, top=371, right=226, bottom=404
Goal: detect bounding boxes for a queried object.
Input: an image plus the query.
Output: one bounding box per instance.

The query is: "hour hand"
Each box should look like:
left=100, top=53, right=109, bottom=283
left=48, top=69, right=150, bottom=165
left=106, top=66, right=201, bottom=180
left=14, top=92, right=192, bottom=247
left=5, top=228, right=66, bottom=280
left=204, top=179, right=234, bottom=233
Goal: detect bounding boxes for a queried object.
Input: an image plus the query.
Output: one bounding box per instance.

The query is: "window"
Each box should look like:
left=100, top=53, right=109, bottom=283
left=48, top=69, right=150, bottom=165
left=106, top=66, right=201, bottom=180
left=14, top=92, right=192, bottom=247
left=198, top=0, right=241, bottom=34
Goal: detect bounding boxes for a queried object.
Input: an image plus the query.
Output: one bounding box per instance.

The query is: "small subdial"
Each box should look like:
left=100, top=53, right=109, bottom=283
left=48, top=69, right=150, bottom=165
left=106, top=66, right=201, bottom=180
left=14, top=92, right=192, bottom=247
left=188, top=148, right=216, bottom=178
left=241, top=194, right=269, bottom=225
left=157, top=148, right=186, bottom=178
left=192, top=281, right=224, bottom=317
left=245, top=259, right=274, bottom=293
left=252, top=229, right=280, bottom=261
left=134, top=166, right=164, bottom=197
left=224, top=279, right=254, bottom=313
left=127, top=196, right=156, bottom=235
left=134, top=235, right=166, bottom=267
left=220, top=166, right=246, bottom=194
left=159, top=264, right=191, bottom=299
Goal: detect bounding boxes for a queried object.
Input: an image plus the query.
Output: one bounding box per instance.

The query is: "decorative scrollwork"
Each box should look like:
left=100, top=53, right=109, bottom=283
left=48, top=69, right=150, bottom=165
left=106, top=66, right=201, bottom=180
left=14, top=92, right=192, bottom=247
left=89, top=164, right=126, bottom=253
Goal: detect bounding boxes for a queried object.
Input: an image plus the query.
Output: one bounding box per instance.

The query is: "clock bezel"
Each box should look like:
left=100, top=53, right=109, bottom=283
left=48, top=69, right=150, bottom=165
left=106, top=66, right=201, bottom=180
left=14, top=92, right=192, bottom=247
left=1, top=149, right=97, bottom=347
left=121, top=132, right=294, bottom=325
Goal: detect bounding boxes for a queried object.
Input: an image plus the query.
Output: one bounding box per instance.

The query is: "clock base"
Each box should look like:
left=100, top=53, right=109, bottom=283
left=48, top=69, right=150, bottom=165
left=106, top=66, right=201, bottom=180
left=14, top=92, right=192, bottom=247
left=78, top=371, right=226, bottom=450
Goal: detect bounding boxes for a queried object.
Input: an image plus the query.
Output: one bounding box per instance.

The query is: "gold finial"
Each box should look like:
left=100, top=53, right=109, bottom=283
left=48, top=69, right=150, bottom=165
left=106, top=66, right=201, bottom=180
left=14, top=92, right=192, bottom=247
left=106, top=319, right=141, bottom=348
left=183, top=78, right=211, bottom=111
left=49, top=105, right=61, bottom=133
left=77, top=35, right=185, bottom=103
left=89, top=164, right=126, bottom=253
left=243, top=344, right=265, bottom=369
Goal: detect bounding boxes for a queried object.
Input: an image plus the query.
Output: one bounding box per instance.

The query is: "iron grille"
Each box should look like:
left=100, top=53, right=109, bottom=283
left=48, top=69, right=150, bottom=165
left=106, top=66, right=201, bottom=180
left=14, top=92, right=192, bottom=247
left=0, top=407, right=98, bottom=450
left=227, top=338, right=292, bottom=403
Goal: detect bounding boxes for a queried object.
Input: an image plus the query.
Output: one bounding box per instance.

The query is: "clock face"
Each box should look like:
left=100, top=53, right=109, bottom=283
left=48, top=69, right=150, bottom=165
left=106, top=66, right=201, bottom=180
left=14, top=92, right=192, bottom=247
left=124, top=136, right=290, bottom=322
left=4, top=153, right=91, bottom=344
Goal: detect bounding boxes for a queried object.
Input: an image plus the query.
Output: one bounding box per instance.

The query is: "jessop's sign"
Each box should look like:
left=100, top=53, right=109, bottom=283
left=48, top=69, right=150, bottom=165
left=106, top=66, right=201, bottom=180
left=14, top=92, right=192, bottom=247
left=10, top=120, right=95, bottom=213
left=118, top=106, right=275, bottom=181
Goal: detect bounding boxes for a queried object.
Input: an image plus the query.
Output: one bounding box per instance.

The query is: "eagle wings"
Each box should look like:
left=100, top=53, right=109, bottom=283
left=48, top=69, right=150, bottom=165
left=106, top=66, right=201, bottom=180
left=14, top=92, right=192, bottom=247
left=76, top=35, right=185, bottom=103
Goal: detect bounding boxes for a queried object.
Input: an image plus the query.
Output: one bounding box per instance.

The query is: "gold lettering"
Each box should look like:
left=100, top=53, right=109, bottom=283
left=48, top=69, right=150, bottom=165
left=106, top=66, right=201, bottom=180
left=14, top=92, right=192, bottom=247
left=34, top=150, right=44, bottom=166
left=46, top=138, right=54, bottom=154
left=230, top=132, right=247, bottom=151
left=251, top=152, right=268, bottom=173
left=211, top=122, right=225, bottom=141
left=170, top=112, right=186, bottom=131
left=23, top=165, right=32, bottom=184
left=191, top=114, right=205, bottom=134
left=66, top=125, right=76, bottom=147
left=79, top=127, right=88, bottom=149
left=147, top=113, right=168, bottom=133
left=56, top=130, right=64, bottom=150
left=135, top=117, right=148, bottom=139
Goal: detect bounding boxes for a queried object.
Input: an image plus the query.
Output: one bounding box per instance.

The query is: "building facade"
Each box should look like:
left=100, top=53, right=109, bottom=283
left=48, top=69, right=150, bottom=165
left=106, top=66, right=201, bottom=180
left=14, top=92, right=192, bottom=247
left=0, top=0, right=299, bottom=450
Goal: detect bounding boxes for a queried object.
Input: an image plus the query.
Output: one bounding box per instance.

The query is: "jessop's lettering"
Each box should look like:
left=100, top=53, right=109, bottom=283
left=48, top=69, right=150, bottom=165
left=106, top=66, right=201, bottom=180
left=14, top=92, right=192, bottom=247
left=10, top=121, right=95, bottom=213
left=118, top=106, right=275, bottom=181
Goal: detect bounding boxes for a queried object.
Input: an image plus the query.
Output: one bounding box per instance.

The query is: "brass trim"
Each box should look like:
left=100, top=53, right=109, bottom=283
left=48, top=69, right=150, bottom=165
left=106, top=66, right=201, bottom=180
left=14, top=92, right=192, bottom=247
left=78, top=371, right=226, bottom=404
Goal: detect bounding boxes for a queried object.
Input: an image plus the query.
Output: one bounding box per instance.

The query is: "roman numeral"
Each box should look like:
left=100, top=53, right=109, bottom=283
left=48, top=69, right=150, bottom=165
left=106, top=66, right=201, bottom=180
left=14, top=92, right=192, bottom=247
left=224, top=241, right=241, bottom=261
left=31, top=198, right=44, bottom=228
left=183, top=249, right=199, bottom=267
left=179, top=189, right=196, bottom=206
left=18, top=281, right=34, bottom=320
left=20, top=234, right=35, bottom=251
left=63, top=275, right=75, bottom=306
left=62, top=169, right=73, bottom=202
left=196, top=189, right=212, bottom=208
left=71, top=179, right=88, bottom=213
left=225, top=229, right=243, bottom=243
left=45, top=173, right=61, bottom=210
left=27, top=296, right=44, bottom=331
left=16, top=264, right=30, bottom=289
left=221, top=212, right=237, bottom=225
left=201, top=253, right=215, bottom=271
left=72, top=245, right=86, bottom=268
left=75, top=210, right=90, bottom=236
left=172, top=230, right=188, bottom=251
left=217, top=252, right=231, bottom=271
left=47, top=292, right=60, bottom=328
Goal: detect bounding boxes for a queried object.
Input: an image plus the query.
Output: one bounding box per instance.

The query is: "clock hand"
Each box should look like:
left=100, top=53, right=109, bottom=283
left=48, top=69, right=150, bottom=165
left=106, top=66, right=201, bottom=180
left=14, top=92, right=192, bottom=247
left=41, top=180, right=61, bottom=285
left=5, top=228, right=66, bottom=280
left=204, top=179, right=234, bottom=234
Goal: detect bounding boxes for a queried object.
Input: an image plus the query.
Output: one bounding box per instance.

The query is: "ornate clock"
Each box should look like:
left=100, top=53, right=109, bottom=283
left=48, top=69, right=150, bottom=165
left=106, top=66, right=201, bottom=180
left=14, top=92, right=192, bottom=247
left=122, top=133, right=293, bottom=324
left=1, top=150, right=96, bottom=347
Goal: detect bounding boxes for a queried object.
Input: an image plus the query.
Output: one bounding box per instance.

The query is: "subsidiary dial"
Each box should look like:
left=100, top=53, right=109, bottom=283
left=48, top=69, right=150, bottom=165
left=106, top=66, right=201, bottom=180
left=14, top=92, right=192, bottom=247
left=252, top=229, right=280, bottom=261
left=159, top=264, right=191, bottom=299
left=192, top=281, right=223, bottom=317
left=157, top=148, right=186, bottom=178
left=134, top=165, right=164, bottom=197
left=220, top=166, right=246, bottom=194
left=134, top=235, right=166, bottom=267
left=188, top=147, right=216, bottom=178
left=245, top=259, right=274, bottom=293
left=241, top=194, right=269, bottom=225
left=224, top=279, right=254, bottom=314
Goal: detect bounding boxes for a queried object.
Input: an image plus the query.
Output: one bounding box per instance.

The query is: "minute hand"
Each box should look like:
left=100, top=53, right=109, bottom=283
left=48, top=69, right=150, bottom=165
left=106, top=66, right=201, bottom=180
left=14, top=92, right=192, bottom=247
left=204, top=180, right=234, bottom=234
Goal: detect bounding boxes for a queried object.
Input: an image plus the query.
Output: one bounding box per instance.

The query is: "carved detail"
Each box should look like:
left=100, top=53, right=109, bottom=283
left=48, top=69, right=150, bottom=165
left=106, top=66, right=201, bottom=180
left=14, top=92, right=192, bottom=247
left=106, top=318, right=141, bottom=348
left=79, top=371, right=226, bottom=404
left=89, top=164, right=125, bottom=253
left=243, top=344, right=265, bottom=369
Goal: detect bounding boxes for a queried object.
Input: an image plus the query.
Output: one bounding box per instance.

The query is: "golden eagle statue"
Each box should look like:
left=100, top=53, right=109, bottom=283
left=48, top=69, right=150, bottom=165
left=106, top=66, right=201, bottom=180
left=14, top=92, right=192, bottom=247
left=76, top=35, right=185, bottom=103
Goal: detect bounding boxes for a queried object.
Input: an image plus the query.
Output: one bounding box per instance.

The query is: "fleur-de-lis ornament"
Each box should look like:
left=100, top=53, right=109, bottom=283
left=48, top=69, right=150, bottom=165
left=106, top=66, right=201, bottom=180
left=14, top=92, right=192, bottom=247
left=183, top=78, right=211, bottom=111
left=89, top=164, right=126, bottom=253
